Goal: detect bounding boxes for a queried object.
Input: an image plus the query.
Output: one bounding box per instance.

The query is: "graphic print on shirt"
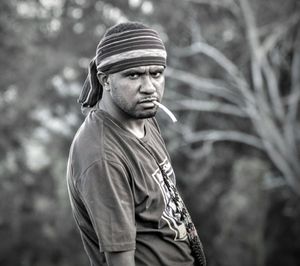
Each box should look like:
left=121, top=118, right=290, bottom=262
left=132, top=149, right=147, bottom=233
left=151, top=157, right=187, bottom=241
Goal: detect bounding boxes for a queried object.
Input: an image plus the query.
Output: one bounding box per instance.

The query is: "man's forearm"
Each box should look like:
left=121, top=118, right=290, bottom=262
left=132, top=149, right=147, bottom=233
left=104, top=250, right=135, bottom=266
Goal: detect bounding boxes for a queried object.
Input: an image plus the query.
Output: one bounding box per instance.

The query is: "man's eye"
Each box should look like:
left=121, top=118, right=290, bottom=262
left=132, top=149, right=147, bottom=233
left=128, top=73, right=140, bottom=79
left=151, top=72, right=162, bottom=78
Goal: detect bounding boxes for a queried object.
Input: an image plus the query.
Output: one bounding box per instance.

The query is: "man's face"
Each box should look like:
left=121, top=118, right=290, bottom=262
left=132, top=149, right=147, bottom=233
left=107, top=65, right=165, bottom=119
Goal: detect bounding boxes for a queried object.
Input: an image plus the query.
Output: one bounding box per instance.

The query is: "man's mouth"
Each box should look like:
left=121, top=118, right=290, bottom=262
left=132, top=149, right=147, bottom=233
left=138, top=97, right=158, bottom=104
left=138, top=97, right=158, bottom=108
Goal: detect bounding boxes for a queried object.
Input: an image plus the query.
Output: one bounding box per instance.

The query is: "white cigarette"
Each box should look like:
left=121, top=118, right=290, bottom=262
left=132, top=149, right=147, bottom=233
left=153, top=101, right=177, bottom=123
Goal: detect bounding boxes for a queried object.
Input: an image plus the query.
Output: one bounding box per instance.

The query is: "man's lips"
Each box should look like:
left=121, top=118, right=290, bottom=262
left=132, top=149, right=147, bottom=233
left=138, top=97, right=158, bottom=108
left=138, top=97, right=158, bottom=104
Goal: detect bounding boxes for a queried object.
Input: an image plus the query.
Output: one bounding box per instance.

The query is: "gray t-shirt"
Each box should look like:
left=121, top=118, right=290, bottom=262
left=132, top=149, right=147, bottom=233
left=67, top=109, right=195, bottom=266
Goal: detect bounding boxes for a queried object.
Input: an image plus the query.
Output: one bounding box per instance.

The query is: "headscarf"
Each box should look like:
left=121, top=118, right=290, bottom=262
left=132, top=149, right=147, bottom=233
left=78, top=25, right=167, bottom=109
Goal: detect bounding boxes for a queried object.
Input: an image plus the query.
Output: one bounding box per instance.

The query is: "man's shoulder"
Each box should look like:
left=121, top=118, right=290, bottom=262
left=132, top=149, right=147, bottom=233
left=69, top=110, right=128, bottom=173
left=78, top=109, right=103, bottom=135
left=68, top=110, right=105, bottom=173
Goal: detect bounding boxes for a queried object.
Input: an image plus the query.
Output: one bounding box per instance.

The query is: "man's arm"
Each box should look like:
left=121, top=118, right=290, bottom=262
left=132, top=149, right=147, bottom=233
left=105, top=250, right=135, bottom=266
left=80, top=161, right=136, bottom=258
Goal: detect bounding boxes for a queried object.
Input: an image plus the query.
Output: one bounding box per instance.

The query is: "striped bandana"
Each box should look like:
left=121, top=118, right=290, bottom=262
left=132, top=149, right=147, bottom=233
left=78, top=27, right=167, bottom=109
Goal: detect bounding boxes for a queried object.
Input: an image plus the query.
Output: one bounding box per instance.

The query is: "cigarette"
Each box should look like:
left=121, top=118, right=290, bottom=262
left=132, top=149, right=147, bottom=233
left=153, top=101, right=177, bottom=123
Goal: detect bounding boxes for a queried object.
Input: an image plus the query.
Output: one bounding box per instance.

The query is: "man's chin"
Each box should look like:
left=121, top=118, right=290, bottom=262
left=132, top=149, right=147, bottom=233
left=134, top=110, right=157, bottom=119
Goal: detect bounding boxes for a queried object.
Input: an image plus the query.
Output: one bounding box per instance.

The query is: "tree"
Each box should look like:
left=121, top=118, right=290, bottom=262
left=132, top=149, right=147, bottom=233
left=164, top=0, right=300, bottom=195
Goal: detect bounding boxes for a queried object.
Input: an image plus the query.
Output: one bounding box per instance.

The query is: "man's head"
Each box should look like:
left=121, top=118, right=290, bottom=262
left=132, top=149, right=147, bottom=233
left=78, top=21, right=167, bottom=119
left=95, top=22, right=166, bottom=74
left=100, top=64, right=165, bottom=119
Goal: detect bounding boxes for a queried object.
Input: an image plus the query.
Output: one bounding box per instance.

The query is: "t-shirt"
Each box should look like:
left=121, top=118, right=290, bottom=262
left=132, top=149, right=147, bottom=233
left=67, top=109, right=195, bottom=266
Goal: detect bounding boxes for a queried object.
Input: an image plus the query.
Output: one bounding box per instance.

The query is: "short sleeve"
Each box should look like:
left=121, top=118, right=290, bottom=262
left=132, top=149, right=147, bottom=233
left=79, top=159, right=136, bottom=252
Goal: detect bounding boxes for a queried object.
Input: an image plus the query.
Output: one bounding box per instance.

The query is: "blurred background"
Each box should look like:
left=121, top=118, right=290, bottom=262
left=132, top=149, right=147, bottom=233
left=1, top=0, right=300, bottom=265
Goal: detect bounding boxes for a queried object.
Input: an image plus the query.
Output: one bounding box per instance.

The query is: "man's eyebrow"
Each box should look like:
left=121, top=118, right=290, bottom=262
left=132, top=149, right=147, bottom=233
left=122, top=68, right=146, bottom=74
left=150, top=66, right=164, bottom=71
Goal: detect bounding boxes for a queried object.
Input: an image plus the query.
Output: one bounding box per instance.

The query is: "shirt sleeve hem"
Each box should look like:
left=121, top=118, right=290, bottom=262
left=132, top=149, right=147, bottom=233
left=101, top=242, right=136, bottom=252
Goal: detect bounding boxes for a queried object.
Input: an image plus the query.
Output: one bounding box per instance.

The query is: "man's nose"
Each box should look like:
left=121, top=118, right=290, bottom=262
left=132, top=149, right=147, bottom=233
left=140, top=76, right=156, bottom=94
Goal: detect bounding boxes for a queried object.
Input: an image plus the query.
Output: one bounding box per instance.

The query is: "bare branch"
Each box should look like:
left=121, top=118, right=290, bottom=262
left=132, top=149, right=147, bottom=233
left=251, top=112, right=289, bottom=161
left=259, top=135, right=300, bottom=194
left=172, top=99, right=249, bottom=117
left=166, top=67, right=246, bottom=106
left=174, top=42, right=244, bottom=82
left=261, top=14, right=300, bottom=55
left=182, top=0, right=240, bottom=15
left=283, top=30, right=300, bottom=169
left=182, top=130, right=264, bottom=150
left=261, top=57, right=285, bottom=119
left=253, top=112, right=300, bottom=186
left=188, top=9, right=203, bottom=43
left=238, top=0, right=285, bottom=120
left=173, top=42, right=256, bottom=106
left=286, top=30, right=300, bottom=130
left=238, top=0, right=262, bottom=84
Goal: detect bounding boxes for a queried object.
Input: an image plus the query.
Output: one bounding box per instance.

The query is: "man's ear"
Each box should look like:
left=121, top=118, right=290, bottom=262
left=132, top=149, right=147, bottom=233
left=97, top=72, right=109, bottom=87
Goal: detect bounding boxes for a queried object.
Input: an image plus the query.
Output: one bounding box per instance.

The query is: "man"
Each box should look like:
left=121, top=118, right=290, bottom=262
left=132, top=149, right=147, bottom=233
left=67, top=21, right=206, bottom=266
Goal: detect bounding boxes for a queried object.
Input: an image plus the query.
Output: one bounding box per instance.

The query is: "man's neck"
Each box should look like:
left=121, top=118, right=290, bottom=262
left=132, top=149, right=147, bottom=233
left=98, top=100, right=146, bottom=139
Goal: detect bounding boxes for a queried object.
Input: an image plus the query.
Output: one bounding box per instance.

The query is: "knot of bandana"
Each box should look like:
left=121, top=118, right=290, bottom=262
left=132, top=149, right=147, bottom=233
left=78, top=28, right=167, bottom=109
